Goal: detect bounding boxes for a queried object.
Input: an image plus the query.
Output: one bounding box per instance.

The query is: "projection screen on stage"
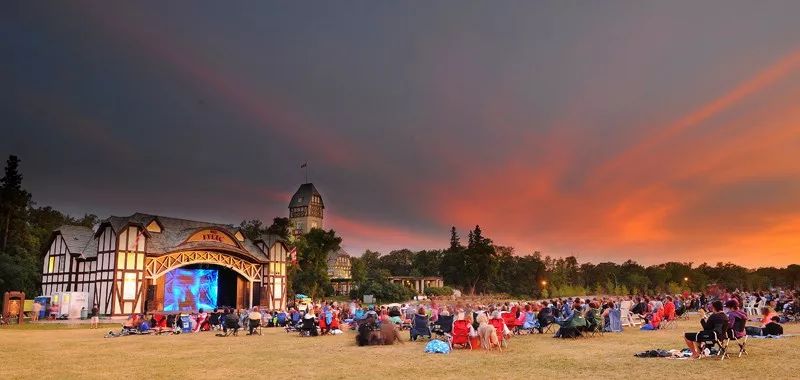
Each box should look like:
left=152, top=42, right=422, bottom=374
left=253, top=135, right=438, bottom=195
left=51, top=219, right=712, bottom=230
left=164, top=268, right=218, bottom=312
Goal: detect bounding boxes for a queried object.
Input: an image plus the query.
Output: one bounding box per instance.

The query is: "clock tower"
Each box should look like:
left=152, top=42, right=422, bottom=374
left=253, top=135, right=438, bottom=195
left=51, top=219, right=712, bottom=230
left=288, top=183, right=324, bottom=235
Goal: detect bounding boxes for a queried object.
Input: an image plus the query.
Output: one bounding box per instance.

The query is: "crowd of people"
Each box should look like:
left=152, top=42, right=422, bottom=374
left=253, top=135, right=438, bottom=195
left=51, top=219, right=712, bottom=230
left=106, top=288, right=799, bottom=358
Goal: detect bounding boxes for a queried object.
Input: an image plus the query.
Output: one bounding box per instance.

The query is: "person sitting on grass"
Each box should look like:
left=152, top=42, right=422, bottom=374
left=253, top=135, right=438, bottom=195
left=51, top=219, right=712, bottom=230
left=379, top=315, right=404, bottom=345
left=763, top=316, right=784, bottom=336
left=757, top=306, right=778, bottom=327
left=356, top=314, right=381, bottom=346
left=640, top=308, right=662, bottom=330
left=683, top=300, right=728, bottom=359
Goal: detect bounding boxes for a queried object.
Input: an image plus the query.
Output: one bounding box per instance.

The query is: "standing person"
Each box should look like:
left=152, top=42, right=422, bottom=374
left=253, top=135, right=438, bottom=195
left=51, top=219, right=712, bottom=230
left=90, top=304, right=99, bottom=329
left=32, top=301, right=42, bottom=322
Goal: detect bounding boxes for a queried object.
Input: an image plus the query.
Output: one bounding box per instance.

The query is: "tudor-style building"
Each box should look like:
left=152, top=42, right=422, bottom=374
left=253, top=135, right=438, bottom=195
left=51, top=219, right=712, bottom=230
left=41, top=213, right=289, bottom=316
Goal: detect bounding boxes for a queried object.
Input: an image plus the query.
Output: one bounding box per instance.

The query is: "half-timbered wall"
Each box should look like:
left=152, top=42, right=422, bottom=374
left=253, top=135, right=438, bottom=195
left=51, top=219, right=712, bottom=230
left=113, top=226, right=146, bottom=316
left=262, top=242, right=287, bottom=310
left=40, top=227, right=118, bottom=315
left=95, top=226, right=116, bottom=315
left=41, top=236, right=69, bottom=295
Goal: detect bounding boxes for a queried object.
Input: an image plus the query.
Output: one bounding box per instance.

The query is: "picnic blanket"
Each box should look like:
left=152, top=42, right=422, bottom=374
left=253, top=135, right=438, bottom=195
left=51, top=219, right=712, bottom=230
left=749, top=333, right=798, bottom=339
left=634, top=348, right=692, bottom=358
left=424, top=340, right=451, bottom=354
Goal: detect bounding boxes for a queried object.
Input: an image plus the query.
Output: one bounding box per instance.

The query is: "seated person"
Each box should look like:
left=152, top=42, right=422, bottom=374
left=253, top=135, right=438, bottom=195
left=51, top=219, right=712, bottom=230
left=554, top=304, right=586, bottom=338
left=763, top=316, right=784, bottom=336
left=379, top=315, right=403, bottom=345
left=248, top=307, right=262, bottom=335
left=725, top=300, right=747, bottom=339
left=536, top=302, right=555, bottom=333
left=684, top=300, right=728, bottom=359
left=356, top=314, right=381, bottom=346
left=224, top=309, right=240, bottom=335
left=585, top=302, right=603, bottom=332
left=640, top=309, right=662, bottom=330
left=410, top=308, right=431, bottom=341
left=194, top=308, right=208, bottom=332
left=757, top=307, right=778, bottom=327
left=747, top=316, right=784, bottom=336
left=301, top=311, right=318, bottom=336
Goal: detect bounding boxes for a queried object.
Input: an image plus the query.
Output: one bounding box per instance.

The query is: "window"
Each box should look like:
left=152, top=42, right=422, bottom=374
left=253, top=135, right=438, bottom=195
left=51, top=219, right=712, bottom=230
left=126, top=253, right=136, bottom=270
left=48, top=256, right=55, bottom=273
left=123, top=273, right=137, bottom=300
left=273, top=277, right=283, bottom=297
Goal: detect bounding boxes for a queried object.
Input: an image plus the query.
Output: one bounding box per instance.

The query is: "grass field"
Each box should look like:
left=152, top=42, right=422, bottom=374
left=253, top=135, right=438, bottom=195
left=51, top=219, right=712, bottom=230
left=1, top=317, right=798, bottom=379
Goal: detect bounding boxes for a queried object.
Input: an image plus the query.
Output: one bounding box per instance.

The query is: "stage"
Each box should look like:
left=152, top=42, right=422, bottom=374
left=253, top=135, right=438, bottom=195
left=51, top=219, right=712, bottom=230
left=146, top=264, right=256, bottom=312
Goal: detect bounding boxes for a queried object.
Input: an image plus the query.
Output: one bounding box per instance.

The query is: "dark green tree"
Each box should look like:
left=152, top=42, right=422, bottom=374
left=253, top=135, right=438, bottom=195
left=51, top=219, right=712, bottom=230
left=292, top=228, right=341, bottom=299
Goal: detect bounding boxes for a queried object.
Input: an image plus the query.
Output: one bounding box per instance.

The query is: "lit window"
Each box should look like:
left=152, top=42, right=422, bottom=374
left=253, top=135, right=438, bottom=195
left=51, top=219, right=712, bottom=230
left=123, top=273, right=137, bottom=300
left=48, top=257, right=55, bottom=273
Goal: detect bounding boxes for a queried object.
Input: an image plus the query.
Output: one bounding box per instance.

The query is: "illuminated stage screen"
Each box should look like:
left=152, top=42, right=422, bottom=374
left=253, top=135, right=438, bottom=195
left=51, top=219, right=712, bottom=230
left=164, top=269, right=218, bottom=312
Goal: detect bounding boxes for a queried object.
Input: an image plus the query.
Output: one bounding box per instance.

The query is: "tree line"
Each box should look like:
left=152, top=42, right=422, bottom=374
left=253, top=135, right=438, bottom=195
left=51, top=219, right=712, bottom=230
left=349, top=225, right=800, bottom=300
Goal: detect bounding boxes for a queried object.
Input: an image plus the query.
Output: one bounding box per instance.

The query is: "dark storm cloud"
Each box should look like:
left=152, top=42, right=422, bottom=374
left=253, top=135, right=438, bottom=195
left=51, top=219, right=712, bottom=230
left=3, top=1, right=800, bottom=265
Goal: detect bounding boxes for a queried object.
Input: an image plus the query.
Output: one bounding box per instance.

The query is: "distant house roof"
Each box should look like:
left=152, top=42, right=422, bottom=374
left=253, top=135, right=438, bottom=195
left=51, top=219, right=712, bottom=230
left=289, top=183, right=324, bottom=208
left=50, top=212, right=286, bottom=263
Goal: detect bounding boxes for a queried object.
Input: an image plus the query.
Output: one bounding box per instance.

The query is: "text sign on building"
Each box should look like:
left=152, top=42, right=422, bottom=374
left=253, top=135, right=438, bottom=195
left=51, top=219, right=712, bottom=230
left=187, top=229, right=236, bottom=246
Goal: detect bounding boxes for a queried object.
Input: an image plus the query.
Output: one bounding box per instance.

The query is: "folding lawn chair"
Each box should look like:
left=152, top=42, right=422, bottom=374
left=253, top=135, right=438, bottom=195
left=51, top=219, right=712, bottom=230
left=432, top=314, right=454, bottom=346
left=410, top=314, right=431, bottom=341
left=451, top=320, right=472, bottom=349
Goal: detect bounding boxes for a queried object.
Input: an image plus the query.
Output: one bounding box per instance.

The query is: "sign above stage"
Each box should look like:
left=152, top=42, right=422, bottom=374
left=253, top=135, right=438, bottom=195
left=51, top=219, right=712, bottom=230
left=187, top=229, right=237, bottom=246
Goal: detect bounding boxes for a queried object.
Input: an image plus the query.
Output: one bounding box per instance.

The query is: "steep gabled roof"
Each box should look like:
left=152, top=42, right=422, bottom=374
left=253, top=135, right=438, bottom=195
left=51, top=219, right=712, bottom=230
left=57, top=225, right=96, bottom=259
left=289, top=183, right=324, bottom=208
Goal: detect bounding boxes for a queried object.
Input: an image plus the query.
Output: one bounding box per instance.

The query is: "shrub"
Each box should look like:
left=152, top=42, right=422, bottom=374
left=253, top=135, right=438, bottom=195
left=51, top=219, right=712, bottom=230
left=423, top=286, right=454, bottom=297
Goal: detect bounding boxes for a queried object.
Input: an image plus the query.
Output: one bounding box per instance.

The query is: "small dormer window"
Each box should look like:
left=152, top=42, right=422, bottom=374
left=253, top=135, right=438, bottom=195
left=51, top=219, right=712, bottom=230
left=146, top=220, right=162, bottom=233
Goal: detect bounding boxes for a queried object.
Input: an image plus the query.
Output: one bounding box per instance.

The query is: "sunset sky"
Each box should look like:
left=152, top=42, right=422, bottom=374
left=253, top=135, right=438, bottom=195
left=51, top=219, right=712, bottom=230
left=3, top=1, right=800, bottom=267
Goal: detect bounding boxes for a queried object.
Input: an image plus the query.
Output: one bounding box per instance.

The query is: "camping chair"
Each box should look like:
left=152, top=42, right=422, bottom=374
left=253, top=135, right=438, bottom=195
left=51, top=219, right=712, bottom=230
left=585, top=321, right=602, bottom=337
left=451, top=320, right=472, bottom=349
left=432, top=314, right=454, bottom=346
left=521, top=312, right=538, bottom=334
left=248, top=318, right=262, bottom=336
left=698, top=331, right=728, bottom=360
left=501, top=311, right=519, bottom=334
left=489, top=317, right=509, bottom=347
left=221, top=317, right=240, bottom=337
left=536, top=309, right=556, bottom=334
left=723, top=316, right=748, bottom=358
left=410, top=314, right=431, bottom=341
left=300, top=316, right=318, bottom=337
left=660, top=312, right=677, bottom=330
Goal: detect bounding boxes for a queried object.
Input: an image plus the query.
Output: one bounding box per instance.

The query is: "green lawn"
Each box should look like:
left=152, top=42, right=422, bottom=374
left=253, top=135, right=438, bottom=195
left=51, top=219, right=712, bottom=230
left=1, top=317, right=798, bottom=379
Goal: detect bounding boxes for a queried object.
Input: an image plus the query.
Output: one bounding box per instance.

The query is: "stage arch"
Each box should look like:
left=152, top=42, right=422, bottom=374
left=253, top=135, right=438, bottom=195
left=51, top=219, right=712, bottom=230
left=145, top=250, right=263, bottom=282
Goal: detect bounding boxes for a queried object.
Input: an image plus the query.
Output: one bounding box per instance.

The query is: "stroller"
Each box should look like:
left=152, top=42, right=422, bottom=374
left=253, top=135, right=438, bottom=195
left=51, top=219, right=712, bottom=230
left=410, top=314, right=431, bottom=341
